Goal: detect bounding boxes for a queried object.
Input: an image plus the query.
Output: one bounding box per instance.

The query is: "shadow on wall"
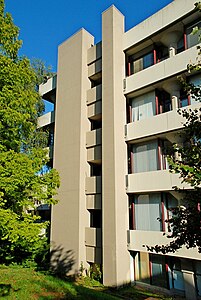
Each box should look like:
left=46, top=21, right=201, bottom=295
left=50, top=244, right=75, bottom=278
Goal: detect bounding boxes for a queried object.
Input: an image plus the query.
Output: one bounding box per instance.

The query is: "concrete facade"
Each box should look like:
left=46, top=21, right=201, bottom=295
left=39, top=0, right=201, bottom=297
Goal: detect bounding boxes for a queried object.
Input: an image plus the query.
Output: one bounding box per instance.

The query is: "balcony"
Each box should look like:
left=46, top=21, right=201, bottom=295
left=124, top=46, right=198, bottom=95
left=85, top=227, right=102, bottom=247
left=85, top=176, right=102, bottom=194
left=86, top=128, right=102, bottom=148
left=87, top=84, right=102, bottom=105
left=86, top=194, right=102, bottom=210
left=39, top=75, right=57, bottom=102
left=86, top=246, right=102, bottom=264
left=88, top=59, right=102, bottom=80
left=87, top=101, right=102, bottom=120
left=126, top=170, right=191, bottom=193
left=87, top=145, right=102, bottom=164
left=37, top=111, right=55, bottom=128
left=87, top=42, right=102, bottom=65
left=125, top=102, right=201, bottom=142
left=127, top=230, right=201, bottom=260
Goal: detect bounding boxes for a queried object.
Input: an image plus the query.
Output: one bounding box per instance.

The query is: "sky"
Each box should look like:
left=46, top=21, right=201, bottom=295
left=5, top=0, right=173, bottom=72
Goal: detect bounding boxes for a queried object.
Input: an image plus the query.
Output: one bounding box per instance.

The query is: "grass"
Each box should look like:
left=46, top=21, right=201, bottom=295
left=0, top=265, right=174, bottom=300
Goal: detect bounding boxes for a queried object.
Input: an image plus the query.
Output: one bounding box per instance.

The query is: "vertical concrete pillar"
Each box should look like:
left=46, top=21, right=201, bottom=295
left=181, top=260, right=197, bottom=300
left=102, top=6, right=130, bottom=286
left=161, top=31, right=182, bottom=58
left=51, top=29, right=94, bottom=274
left=171, top=94, right=179, bottom=110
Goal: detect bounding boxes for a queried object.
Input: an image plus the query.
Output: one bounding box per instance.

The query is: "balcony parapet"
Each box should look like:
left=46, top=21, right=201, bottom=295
left=125, top=102, right=201, bottom=142
left=127, top=230, right=201, bottom=260
left=38, top=111, right=55, bottom=128
left=126, top=170, right=191, bottom=194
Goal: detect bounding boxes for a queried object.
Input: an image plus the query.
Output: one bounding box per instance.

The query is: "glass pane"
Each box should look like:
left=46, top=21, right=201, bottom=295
left=131, top=91, right=155, bottom=122
left=143, top=52, right=154, bottom=69
left=138, top=252, right=150, bottom=284
left=135, top=194, right=161, bottom=231
left=133, top=140, right=158, bottom=173
left=197, top=275, right=201, bottom=296
left=151, top=255, right=167, bottom=288
left=134, top=58, right=143, bottom=73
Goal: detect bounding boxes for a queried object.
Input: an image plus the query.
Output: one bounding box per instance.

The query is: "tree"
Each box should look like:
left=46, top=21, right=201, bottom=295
left=148, top=2, right=201, bottom=254
left=0, top=0, right=59, bottom=265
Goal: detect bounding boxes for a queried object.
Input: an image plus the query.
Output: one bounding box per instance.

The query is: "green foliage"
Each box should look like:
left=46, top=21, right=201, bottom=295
left=0, top=0, right=59, bottom=265
left=0, top=208, right=48, bottom=264
left=31, top=58, right=55, bottom=87
left=0, top=0, right=22, bottom=59
left=89, top=264, right=102, bottom=282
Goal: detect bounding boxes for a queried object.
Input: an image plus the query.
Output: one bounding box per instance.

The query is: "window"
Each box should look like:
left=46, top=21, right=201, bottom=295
left=156, top=45, right=169, bottom=62
left=186, top=20, right=201, bottom=48
left=156, top=90, right=171, bottom=113
left=91, top=77, right=102, bottom=88
left=131, top=91, right=156, bottom=122
left=135, top=194, right=162, bottom=231
left=129, top=52, right=154, bottom=74
left=195, top=261, right=201, bottom=296
left=90, top=164, right=102, bottom=176
left=90, top=210, right=102, bottom=228
left=132, top=140, right=158, bottom=173
left=137, top=252, right=150, bottom=284
left=151, top=255, right=167, bottom=288
left=168, top=258, right=185, bottom=291
left=91, top=119, right=102, bottom=130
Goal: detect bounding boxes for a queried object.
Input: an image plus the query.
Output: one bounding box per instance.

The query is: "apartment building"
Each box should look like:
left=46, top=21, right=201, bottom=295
left=38, top=0, right=201, bottom=298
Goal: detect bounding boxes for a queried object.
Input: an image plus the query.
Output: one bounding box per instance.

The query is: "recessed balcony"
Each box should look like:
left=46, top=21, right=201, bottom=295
left=125, top=102, right=201, bottom=142
left=39, top=75, right=57, bottom=102
left=88, top=59, right=102, bottom=80
left=37, top=111, right=55, bottom=128
left=87, top=101, right=102, bottom=120
left=85, top=227, right=102, bottom=247
left=87, top=145, right=102, bottom=164
left=87, top=42, right=102, bottom=65
left=86, top=194, right=102, bottom=210
left=124, top=46, right=198, bottom=95
left=87, top=84, right=102, bottom=105
left=86, top=246, right=102, bottom=264
left=85, top=176, right=102, bottom=194
left=86, top=129, right=102, bottom=148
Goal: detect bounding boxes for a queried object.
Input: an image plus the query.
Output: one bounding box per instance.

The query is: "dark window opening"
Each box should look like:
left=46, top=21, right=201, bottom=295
left=155, top=45, right=169, bottom=63
left=91, top=119, right=102, bottom=130
left=179, top=89, right=190, bottom=108
left=91, top=77, right=102, bottom=88
left=150, top=254, right=167, bottom=288
left=90, top=164, right=102, bottom=176
left=156, top=89, right=171, bottom=114
left=90, top=210, right=102, bottom=228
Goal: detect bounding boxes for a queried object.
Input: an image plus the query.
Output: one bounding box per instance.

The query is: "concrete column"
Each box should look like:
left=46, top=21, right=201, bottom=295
left=51, top=29, right=94, bottom=274
left=102, top=6, right=130, bottom=286
left=163, top=81, right=180, bottom=110
left=181, top=260, right=197, bottom=300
